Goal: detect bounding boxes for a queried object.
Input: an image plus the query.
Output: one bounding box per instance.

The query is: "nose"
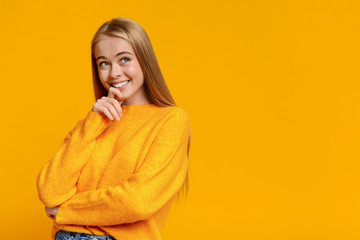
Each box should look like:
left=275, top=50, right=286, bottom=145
left=110, top=63, right=123, bottom=78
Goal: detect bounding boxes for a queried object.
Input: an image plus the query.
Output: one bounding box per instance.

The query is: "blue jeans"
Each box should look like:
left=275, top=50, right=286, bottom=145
left=55, top=230, right=116, bottom=240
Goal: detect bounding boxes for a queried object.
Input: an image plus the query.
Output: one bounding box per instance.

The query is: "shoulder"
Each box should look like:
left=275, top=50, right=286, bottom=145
left=157, top=105, right=190, bottom=128
left=159, top=105, right=189, bottom=120
left=154, top=105, right=191, bottom=141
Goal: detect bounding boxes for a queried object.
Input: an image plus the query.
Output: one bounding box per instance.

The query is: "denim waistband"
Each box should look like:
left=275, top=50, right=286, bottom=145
left=56, top=230, right=116, bottom=240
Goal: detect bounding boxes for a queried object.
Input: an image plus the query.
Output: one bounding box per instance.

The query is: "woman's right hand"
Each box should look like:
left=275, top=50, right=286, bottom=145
left=45, top=206, right=58, bottom=220
left=92, top=87, right=124, bottom=121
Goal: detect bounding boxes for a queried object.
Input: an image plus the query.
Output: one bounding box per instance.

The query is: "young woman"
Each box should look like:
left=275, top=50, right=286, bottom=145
left=36, top=17, right=191, bottom=240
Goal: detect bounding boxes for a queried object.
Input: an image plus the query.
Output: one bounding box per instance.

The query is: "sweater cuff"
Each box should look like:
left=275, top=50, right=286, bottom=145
left=55, top=203, right=78, bottom=224
left=80, top=110, right=112, bottom=138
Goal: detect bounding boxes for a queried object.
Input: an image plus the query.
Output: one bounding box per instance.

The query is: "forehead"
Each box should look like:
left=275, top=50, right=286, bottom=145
left=93, top=36, right=135, bottom=58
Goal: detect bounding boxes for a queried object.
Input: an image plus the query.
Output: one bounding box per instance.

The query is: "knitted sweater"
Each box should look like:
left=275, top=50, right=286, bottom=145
left=36, top=104, right=191, bottom=240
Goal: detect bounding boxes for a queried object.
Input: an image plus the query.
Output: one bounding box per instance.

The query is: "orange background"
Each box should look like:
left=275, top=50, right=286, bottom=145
left=1, top=0, right=360, bottom=239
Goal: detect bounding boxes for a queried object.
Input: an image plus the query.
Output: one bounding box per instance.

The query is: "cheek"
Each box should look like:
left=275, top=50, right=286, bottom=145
left=126, top=65, right=136, bottom=75
left=98, top=69, right=108, bottom=80
left=98, top=70, right=109, bottom=88
left=128, top=65, right=144, bottom=80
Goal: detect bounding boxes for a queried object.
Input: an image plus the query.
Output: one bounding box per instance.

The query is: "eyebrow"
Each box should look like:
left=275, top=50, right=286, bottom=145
left=96, top=51, right=134, bottom=61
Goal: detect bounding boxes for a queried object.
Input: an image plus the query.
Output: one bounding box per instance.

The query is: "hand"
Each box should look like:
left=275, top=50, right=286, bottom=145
left=45, top=206, right=59, bottom=220
left=92, top=87, right=124, bottom=121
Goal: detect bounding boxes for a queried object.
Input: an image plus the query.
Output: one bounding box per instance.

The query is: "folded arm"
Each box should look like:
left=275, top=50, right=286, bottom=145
left=54, top=109, right=191, bottom=226
left=36, top=110, right=111, bottom=207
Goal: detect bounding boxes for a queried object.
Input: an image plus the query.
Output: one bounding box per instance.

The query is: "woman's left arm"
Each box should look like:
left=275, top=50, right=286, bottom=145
left=54, top=109, right=191, bottom=226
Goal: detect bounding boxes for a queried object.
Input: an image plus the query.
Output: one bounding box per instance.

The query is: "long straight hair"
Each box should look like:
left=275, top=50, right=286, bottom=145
left=90, top=18, right=191, bottom=201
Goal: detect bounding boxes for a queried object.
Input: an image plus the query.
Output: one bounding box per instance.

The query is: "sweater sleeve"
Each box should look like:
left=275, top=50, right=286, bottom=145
left=36, top=110, right=112, bottom=207
left=54, top=109, right=191, bottom=226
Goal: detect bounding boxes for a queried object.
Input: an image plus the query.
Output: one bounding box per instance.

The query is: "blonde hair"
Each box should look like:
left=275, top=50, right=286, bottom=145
left=90, top=17, right=191, bottom=201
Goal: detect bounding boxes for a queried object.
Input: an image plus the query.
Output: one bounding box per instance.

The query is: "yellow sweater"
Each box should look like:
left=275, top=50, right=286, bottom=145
left=36, top=104, right=191, bottom=240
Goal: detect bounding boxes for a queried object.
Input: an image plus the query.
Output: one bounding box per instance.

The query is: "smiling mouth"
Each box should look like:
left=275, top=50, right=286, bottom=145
left=111, top=80, right=130, bottom=88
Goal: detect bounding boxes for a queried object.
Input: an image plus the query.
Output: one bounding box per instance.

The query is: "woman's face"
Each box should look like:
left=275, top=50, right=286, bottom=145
left=93, top=36, right=149, bottom=105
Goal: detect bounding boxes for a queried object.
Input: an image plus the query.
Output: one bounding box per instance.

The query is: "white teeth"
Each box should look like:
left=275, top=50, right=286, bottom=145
left=112, top=80, right=129, bottom=88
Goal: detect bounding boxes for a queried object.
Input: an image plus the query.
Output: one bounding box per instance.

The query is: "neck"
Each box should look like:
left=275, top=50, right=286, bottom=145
left=122, top=87, right=150, bottom=106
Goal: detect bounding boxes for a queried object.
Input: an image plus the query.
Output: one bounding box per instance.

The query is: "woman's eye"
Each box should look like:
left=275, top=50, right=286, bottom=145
left=121, top=58, right=130, bottom=63
left=99, top=62, right=109, bottom=67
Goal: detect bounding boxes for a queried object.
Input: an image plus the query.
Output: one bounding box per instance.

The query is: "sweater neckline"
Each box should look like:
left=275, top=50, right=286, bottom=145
left=121, top=103, right=154, bottom=107
left=121, top=103, right=159, bottom=115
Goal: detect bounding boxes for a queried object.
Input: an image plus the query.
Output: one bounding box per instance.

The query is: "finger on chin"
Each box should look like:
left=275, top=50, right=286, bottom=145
left=115, top=91, right=123, bottom=102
